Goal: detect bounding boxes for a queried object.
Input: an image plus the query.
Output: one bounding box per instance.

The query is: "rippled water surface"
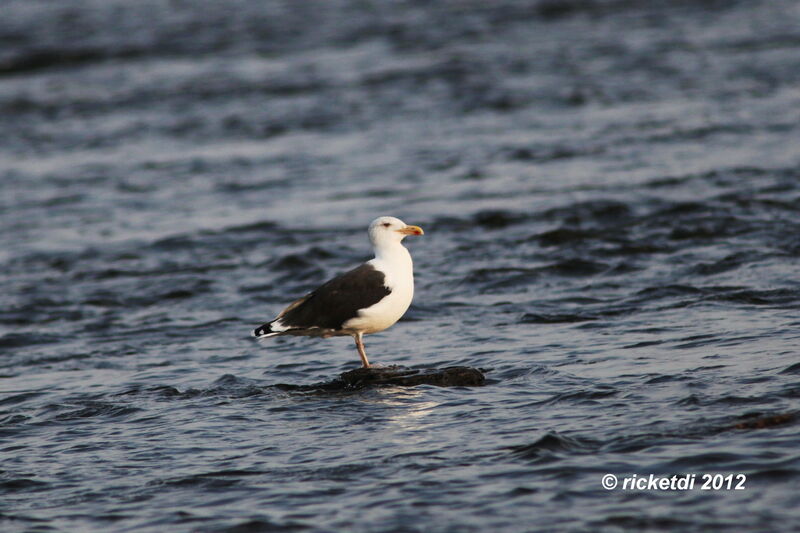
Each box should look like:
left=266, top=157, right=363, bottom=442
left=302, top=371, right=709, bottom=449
left=3, top=1, right=800, bottom=531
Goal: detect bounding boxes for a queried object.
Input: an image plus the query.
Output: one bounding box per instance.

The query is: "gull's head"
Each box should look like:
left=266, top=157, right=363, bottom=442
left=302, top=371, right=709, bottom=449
left=368, top=216, right=424, bottom=247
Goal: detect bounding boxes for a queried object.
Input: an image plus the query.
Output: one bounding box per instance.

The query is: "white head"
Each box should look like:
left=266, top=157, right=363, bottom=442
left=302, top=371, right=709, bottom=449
left=368, top=216, right=424, bottom=248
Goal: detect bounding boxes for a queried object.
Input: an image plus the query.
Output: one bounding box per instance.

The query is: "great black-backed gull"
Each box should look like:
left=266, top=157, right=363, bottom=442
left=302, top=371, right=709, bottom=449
left=253, top=216, right=424, bottom=367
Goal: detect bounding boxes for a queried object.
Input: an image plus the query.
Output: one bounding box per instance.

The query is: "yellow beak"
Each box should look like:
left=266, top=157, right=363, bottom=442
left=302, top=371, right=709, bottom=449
left=397, top=225, right=424, bottom=236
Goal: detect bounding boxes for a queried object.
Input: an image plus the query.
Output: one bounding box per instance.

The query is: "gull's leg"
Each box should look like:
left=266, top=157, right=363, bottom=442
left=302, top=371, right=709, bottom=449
left=354, top=332, right=370, bottom=368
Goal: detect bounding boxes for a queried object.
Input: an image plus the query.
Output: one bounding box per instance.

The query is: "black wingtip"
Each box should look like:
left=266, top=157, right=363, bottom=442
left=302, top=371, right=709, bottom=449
left=253, top=324, right=272, bottom=337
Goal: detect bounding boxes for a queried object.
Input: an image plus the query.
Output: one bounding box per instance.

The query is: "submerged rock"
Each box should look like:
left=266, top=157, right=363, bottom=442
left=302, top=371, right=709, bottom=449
left=275, top=365, right=486, bottom=391
left=732, top=412, right=795, bottom=430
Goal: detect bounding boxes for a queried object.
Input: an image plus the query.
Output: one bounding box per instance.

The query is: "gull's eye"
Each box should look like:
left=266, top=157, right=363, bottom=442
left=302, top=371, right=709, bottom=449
left=382, top=222, right=391, bottom=227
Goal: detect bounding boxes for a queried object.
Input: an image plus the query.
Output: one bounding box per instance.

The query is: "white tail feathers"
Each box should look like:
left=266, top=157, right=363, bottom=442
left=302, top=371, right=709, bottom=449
left=254, top=330, right=279, bottom=338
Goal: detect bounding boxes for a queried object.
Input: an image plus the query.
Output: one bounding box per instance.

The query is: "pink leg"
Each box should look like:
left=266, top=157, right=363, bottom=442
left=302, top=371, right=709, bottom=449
left=354, top=333, right=370, bottom=368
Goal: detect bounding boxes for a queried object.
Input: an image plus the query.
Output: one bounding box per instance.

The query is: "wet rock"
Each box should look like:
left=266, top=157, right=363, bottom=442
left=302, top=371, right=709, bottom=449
left=275, top=365, right=486, bottom=391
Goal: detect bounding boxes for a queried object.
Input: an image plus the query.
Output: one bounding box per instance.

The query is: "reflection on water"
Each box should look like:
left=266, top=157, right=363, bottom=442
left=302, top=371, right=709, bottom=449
left=381, top=393, right=439, bottom=437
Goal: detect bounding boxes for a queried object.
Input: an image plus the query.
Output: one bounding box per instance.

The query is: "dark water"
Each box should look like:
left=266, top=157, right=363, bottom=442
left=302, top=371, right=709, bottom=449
left=3, top=0, right=800, bottom=531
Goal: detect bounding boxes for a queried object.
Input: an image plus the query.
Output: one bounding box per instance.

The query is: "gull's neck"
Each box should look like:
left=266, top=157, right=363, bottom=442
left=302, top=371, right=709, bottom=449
left=373, top=240, right=412, bottom=267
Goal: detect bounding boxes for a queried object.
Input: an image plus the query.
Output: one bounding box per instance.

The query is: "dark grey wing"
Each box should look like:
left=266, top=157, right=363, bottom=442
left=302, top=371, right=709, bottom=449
left=277, top=263, right=391, bottom=330
left=252, top=293, right=311, bottom=337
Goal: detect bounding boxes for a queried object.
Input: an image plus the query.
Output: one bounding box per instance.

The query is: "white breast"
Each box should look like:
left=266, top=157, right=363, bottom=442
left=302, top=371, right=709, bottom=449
left=343, top=247, right=414, bottom=335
